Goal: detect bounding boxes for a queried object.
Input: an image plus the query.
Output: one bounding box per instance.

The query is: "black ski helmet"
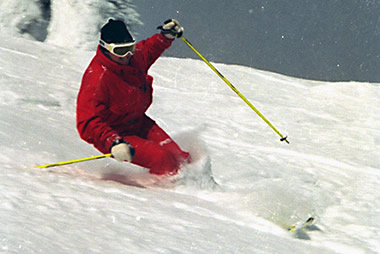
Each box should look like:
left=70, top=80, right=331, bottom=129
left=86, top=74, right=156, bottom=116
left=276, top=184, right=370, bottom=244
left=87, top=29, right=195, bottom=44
left=100, top=19, right=135, bottom=44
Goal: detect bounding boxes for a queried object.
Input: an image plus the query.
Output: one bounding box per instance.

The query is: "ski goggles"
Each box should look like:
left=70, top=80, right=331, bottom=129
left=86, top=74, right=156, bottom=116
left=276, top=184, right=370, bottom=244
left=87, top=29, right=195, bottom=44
left=99, top=39, right=136, bottom=57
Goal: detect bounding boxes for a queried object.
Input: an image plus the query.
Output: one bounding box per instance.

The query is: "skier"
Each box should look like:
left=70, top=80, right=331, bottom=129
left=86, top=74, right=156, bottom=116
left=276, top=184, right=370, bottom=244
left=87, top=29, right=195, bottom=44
left=76, top=19, right=190, bottom=175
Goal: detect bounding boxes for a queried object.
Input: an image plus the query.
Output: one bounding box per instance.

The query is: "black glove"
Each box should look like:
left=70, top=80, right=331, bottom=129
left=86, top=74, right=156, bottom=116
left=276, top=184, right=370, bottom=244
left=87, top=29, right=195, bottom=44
left=157, top=19, right=184, bottom=39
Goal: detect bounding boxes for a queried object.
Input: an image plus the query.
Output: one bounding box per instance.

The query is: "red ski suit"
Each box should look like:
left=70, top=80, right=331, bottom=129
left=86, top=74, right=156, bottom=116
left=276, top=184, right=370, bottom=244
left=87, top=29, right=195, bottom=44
left=76, top=33, right=189, bottom=175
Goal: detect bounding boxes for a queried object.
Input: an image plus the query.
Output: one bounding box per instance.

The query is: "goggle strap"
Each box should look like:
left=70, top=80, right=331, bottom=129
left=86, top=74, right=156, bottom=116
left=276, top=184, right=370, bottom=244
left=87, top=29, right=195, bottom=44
left=99, top=39, right=136, bottom=48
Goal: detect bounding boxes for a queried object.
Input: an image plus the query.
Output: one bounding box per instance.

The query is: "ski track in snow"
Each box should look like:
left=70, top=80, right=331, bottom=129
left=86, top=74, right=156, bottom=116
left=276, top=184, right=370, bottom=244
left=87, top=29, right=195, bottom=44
left=0, top=35, right=379, bottom=254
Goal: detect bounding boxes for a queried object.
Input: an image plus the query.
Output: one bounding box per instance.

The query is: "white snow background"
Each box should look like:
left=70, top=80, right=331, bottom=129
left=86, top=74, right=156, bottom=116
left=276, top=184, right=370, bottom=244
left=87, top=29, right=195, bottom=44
left=1, top=2, right=380, bottom=254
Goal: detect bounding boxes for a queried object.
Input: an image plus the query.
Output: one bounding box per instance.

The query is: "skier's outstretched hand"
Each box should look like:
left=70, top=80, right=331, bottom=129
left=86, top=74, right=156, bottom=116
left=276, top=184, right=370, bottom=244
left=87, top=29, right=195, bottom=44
left=158, top=19, right=184, bottom=39
left=111, top=141, right=134, bottom=162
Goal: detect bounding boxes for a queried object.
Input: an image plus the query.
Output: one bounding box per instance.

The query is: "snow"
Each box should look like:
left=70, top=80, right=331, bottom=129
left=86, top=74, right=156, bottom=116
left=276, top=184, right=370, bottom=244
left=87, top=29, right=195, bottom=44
left=0, top=0, right=141, bottom=50
left=1, top=29, right=380, bottom=254
left=46, top=0, right=141, bottom=50
left=0, top=0, right=47, bottom=41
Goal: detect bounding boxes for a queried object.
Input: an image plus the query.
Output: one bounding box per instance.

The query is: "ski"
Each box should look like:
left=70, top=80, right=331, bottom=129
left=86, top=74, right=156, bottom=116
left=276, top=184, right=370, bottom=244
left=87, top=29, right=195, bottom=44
left=286, top=217, right=315, bottom=233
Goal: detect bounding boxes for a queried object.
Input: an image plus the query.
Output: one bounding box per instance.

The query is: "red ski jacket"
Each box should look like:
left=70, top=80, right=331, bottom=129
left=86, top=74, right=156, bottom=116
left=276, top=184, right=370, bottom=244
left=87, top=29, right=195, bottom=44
left=77, top=33, right=173, bottom=154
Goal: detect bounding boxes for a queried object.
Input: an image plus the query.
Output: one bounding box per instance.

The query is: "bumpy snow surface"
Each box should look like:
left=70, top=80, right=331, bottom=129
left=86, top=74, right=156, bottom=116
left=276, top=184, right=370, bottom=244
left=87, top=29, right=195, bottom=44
left=0, top=35, right=379, bottom=253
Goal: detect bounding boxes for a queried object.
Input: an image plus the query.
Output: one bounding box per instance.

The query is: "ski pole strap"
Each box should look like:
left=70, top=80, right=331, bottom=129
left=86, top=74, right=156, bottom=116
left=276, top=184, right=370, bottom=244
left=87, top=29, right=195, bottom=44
left=180, top=36, right=289, bottom=144
left=34, top=153, right=112, bottom=168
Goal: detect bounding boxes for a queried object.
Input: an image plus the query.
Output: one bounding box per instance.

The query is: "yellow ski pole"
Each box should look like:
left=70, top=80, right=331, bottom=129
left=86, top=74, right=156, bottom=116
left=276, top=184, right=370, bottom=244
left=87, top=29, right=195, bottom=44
left=34, top=153, right=112, bottom=168
left=180, top=36, right=289, bottom=144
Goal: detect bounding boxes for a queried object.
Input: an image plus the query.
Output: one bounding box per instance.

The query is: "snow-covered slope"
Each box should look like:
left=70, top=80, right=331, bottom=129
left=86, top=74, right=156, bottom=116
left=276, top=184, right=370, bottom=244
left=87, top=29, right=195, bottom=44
left=0, top=35, right=379, bottom=253
left=0, top=0, right=141, bottom=50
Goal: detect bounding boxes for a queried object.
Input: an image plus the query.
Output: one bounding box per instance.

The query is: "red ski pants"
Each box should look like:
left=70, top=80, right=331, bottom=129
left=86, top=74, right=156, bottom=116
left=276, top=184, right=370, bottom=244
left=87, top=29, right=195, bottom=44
left=122, top=121, right=190, bottom=175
